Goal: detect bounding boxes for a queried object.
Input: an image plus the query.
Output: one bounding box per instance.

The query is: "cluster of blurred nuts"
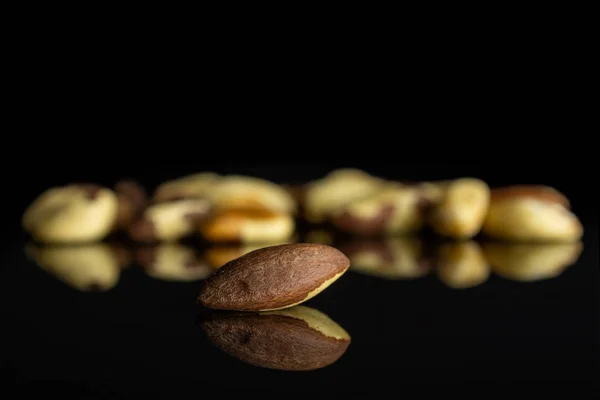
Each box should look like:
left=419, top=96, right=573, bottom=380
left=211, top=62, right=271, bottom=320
left=295, top=168, right=583, bottom=242
left=22, top=168, right=583, bottom=245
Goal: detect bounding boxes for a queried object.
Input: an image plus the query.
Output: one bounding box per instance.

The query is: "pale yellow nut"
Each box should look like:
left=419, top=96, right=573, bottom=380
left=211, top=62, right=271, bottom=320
left=22, top=185, right=118, bottom=243
left=26, top=243, right=120, bottom=292
left=304, top=168, right=385, bottom=224
left=483, top=242, right=583, bottom=281
left=130, top=198, right=211, bottom=242
left=207, top=175, right=296, bottom=214
left=140, top=244, right=213, bottom=281
left=482, top=198, right=582, bottom=242
left=347, top=237, right=430, bottom=280
left=429, top=178, right=490, bottom=239
left=153, top=172, right=220, bottom=201
left=200, top=209, right=295, bottom=243
left=436, top=241, right=490, bottom=289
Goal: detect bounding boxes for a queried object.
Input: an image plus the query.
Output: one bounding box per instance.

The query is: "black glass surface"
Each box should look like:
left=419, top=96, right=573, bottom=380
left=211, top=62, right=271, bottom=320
left=1, top=161, right=597, bottom=395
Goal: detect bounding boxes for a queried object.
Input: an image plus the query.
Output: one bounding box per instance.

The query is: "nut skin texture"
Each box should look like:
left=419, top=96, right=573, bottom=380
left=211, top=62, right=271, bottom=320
left=204, top=238, right=298, bottom=270
left=26, top=243, right=120, bottom=292
left=482, top=186, right=582, bottom=242
left=304, top=168, right=385, bottom=224
left=22, top=184, right=119, bottom=244
left=436, top=241, right=490, bottom=289
left=330, top=184, right=426, bottom=236
left=199, top=209, right=295, bottom=243
left=128, top=198, right=211, bottom=242
left=207, top=175, right=297, bottom=214
left=429, top=178, right=490, bottom=239
left=340, top=237, right=431, bottom=280
left=200, top=306, right=350, bottom=371
left=153, top=172, right=220, bottom=202
left=136, top=244, right=212, bottom=281
left=483, top=241, right=583, bottom=281
left=114, top=180, right=148, bottom=231
left=198, top=243, right=350, bottom=311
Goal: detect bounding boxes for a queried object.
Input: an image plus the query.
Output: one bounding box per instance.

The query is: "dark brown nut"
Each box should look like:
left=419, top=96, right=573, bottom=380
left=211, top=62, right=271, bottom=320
left=136, top=244, right=213, bottom=281
left=330, top=184, right=425, bottom=236
left=483, top=242, right=583, bottom=281
left=153, top=172, right=220, bottom=202
left=128, top=198, right=211, bottom=242
left=199, top=209, right=295, bottom=243
left=114, top=180, right=148, bottom=231
left=204, top=237, right=298, bottom=270
left=200, top=306, right=350, bottom=371
left=482, top=185, right=583, bottom=242
left=207, top=175, right=297, bottom=214
left=25, top=243, right=120, bottom=292
left=198, top=243, right=350, bottom=311
left=340, top=237, right=431, bottom=280
left=429, top=178, right=490, bottom=239
left=303, top=168, right=386, bottom=224
left=436, top=241, right=490, bottom=289
left=22, top=184, right=118, bottom=243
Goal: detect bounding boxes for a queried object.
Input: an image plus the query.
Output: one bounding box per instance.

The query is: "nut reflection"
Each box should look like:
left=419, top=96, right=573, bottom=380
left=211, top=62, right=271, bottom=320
left=136, top=244, right=213, bottom=281
left=26, top=243, right=121, bottom=291
left=483, top=241, right=583, bottom=281
left=436, top=241, right=490, bottom=289
left=200, top=306, right=350, bottom=371
left=340, top=236, right=431, bottom=279
left=204, top=237, right=298, bottom=269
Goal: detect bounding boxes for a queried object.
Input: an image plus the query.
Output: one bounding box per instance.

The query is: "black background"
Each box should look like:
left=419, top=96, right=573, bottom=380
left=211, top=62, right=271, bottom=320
left=1, top=139, right=598, bottom=396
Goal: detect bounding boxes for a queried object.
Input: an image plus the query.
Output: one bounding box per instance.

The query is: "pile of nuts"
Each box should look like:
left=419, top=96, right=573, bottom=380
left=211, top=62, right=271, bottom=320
left=22, top=168, right=584, bottom=245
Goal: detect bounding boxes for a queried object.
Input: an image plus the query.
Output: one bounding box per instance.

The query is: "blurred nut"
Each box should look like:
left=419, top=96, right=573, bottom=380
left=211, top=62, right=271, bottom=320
left=330, top=184, right=425, bottom=236
left=482, top=185, right=582, bottom=242
left=136, top=244, right=213, bottom=281
left=436, top=241, right=490, bottom=289
left=114, top=180, right=148, bottom=231
left=26, top=243, right=120, bottom=291
left=429, top=178, right=490, bottom=239
left=199, top=209, right=295, bottom=243
left=22, top=184, right=118, bottom=243
left=341, top=237, right=431, bottom=279
left=128, top=198, right=211, bottom=242
left=200, top=306, right=350, bottom=371
left=153, top=172, right=220, bottom=202
left=207, top=175, right=296, bottom=214
left=304, top=168, right=385, bottom=224
left=204, top=237, right=298, bottom=269
left=483, top=241, right=583, bottom=281
left=304, top=229, right=335, bottom=245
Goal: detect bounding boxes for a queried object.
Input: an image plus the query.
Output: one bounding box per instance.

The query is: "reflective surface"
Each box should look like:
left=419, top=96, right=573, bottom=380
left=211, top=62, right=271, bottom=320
left=1, top=221, right=597, bottom=394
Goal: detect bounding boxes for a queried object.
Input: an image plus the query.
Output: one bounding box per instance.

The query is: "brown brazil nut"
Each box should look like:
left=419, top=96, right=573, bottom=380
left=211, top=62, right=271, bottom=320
left=483, top=241, right=583, bottom=281
left=136, top=244, right=213, bottom=281
left=200, top=306, right=350, bottom=371
left=114, top=180, right=148, bottom=231
left=482, top=185, right=583, bottom=242
left=199, top=209, right=295, bottom=243
left=429, top=178, right=490, bottom=239
left=340, top=237, right=431, bottom=280
left=22, top=184, right=119, bottom=243
left=303, top=168, right=386, bottom=224
left=436, top=241, right=490, bottom=289
left=204, top=237, right=298, bottom=270
left=207, top=175, right=297, bottom=214
left=330, top=184, right=426, bottom=236
left=153, top=172, right=220, bottom=202
left=26, top=243, right=121, bottom=292
left=198, top=243, right=350, bottom=311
